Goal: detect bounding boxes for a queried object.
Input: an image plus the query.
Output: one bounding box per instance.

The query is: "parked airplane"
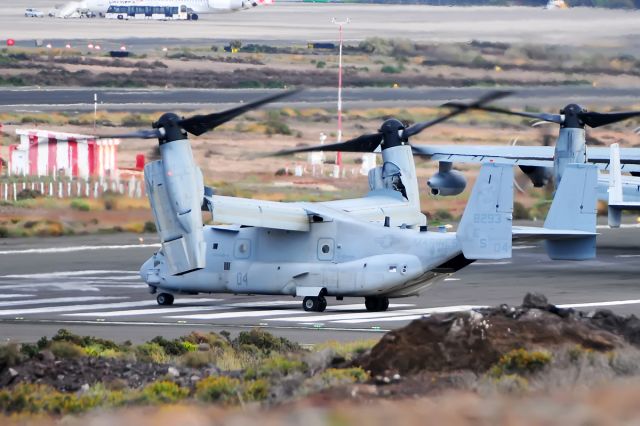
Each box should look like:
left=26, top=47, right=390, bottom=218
left=96, top=90, right=598, bottom=312
left=55, top=0, right=266, bottom=18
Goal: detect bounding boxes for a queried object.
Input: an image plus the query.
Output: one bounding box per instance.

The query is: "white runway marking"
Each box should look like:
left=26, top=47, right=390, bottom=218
left=166, top=309, right=311, bottom=320
left=1, top=270, right=139, bottom=279
left=271, top=305, right=479, bottom=323
left=558, top=299, right=640, bottom=309
left=0, top=294, right=35, bottom=299
left=470, top=261, right=512, bottom=266
left=597, top=224, right=640, bottom=229
left=444, top=278, right=460, bottom=281
left=0, top=245, right=159, bottom=255
left=615, top=255, right=640, bottom=258
left=64, top=305, right=224, bottom=317
left=0, top=296, right=125, bottom=308
left=333, top=305, right=481, bottom=324
left=513, top=245, right=537, bottom=250
left=0, top=298, right=219, bottom=316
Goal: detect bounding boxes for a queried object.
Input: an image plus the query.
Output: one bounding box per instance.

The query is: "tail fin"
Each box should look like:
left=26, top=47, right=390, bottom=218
left=608, top=143, right=623, bottom=227
left=543, top=163, right=597, bottom=260
left=457, top=163, right=513, bottom=259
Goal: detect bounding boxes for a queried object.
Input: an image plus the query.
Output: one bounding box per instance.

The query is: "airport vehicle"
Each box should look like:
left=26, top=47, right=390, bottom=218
left=105, top=5, right=197, bottom=20
left=406, top=100, right=640, bottom=226
left=25, top=8, right=45, bottom=17
left=55, top=0, right=268, bottom=18
left=99, top=90, right=598, bottom=312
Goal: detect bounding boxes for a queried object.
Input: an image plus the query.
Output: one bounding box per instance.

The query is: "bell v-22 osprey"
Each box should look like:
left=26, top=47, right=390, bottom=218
left=104, top=90, right=599, bottom=313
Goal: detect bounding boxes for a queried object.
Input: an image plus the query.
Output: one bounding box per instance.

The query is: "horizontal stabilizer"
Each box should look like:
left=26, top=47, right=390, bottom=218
left=457, top=163, right=513, bottom=259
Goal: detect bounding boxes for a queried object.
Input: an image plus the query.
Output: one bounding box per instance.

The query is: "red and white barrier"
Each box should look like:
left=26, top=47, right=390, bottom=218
left=9, top=129, right=120, bottom=180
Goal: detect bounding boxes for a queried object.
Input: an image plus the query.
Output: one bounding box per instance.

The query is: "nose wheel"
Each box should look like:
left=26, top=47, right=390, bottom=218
left=157, top=293, right=174, bottom=306
left=365, top=296, right=389, bottom=312
left=303, top=296, right=327, bottom=312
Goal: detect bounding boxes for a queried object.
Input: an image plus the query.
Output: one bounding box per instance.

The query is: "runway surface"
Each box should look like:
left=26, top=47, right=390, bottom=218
left=4, top=86, right=640, bottom=113
left=2, top=3, right=640, bottom=49
left=0, top=225, right=639, bottom=344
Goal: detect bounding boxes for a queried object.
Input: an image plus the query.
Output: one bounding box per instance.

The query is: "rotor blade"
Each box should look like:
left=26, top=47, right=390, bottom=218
left=579, top=111, right=640, bottom=128
left=273, top=133, right=383, bottom=156
left=96, top=129, right=162, bottom=140
left=443, top=103, right=563, bottom=125
left=179, top=89, right=301, bottom=136
left=404, top=90, right=513, bottom=138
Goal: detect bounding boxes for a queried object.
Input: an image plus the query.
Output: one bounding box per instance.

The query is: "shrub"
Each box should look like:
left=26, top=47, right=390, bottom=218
left=150, top=336, right=189, bottom=356
left=138, top=381, right=189, bottom=405
left=70, top=199, right=90, bottom=212
left=243, top=379, right=269, bottom=401
left=0, top=227, right=8, bottom=238
left=431, top=209, right=453, bottom=222
left=233, top=329, right=301, bottom=355
left=319, top=367, right=369, bottom=385
left=16, top=189, right=41, bottom=200
left=195, top=376, right=241, bottom=403
left=513, top=201, right=531, bottom=220
left=489, top=348, right=552, bottom=377
left=143, top=221, right=157, bottom=233
left=180, top=350, right=217, bottom=368
left=49, top=341, right=85, bottom=359
left=135, top=343, right=168, bottom=364
left=0, top=344, right=23, bottom=370
left=381, top=65, right=402, bottom=74
left=316, top=60, right=326, bottom=69
left=257, top=355, right=307, bottom=378
left=51, top=329, right=118, bottom=350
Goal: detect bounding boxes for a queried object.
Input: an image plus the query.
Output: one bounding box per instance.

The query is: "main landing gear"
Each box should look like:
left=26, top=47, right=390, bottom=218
left=303, top=296, right=327, bottom=312
left=365, top=296, right=389, bottom=312
left=157, top=293, right=174, bottom=306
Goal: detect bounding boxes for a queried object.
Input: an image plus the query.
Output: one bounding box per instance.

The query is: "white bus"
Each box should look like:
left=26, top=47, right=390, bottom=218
left=105, top=5, right=198, bottom=20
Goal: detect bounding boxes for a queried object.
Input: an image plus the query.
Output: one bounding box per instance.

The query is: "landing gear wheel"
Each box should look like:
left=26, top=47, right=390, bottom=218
left=303, top=296, right=327, bottom=312
left=365, top=296, right=389, bottom=312
left=318, top=297, right=327, bottom=312
left=157, top=293, right=174, bottom=306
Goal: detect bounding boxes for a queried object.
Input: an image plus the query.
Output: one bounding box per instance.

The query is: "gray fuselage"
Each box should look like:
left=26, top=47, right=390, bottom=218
left=140, top=211, right=462, bottom=299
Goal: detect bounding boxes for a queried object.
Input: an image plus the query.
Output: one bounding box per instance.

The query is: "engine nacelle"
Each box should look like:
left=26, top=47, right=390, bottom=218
left=144, top=139, right=206, bottom=276
left=427, top=162, right=466, bottom=196
left=519, top=165, right=552, bottom=188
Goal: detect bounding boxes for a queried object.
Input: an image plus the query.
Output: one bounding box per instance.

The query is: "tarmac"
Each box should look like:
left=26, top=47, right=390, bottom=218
left=0, top=224, right=639, bottom=344
left=1, top=3, right=639, bottom=50
left=3, top=86, right=640, bottom=113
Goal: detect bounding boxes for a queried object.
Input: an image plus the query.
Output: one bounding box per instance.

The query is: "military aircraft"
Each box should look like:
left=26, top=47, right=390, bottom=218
left=406, top=100, right=640, bottom=228
left=100, top=90, right=598, bottom=312
left=608, top=143, right=640, bottom=225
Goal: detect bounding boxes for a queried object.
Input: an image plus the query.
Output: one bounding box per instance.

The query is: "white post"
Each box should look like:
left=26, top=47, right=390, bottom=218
left=94, top=93, right=98, bottom=130
left=48, top=182, right=53, bottom=197
left=39, top=182, right=44, bottom=195
left=58, top=182, right=62, bottom=198
left=93, top=182, right=99, bottom=198
left=12, top=183, right=17, bottom=201
left=3, top=183, right=7, bottom=201
left=332, top=17, right=350, bottom=172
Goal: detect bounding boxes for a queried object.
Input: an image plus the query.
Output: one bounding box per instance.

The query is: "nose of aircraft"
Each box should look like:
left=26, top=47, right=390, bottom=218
left=139, top=256, right=155, bottom=283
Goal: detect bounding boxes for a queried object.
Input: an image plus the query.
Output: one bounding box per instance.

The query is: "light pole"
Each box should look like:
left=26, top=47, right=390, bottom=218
left=332, top=17, right=349, bottom=171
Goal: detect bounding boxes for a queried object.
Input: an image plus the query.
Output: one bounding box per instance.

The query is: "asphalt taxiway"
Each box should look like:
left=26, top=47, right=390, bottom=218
left=1, top=225, right=639, bottom=344
left=3, top=86, right=640, bottom=113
